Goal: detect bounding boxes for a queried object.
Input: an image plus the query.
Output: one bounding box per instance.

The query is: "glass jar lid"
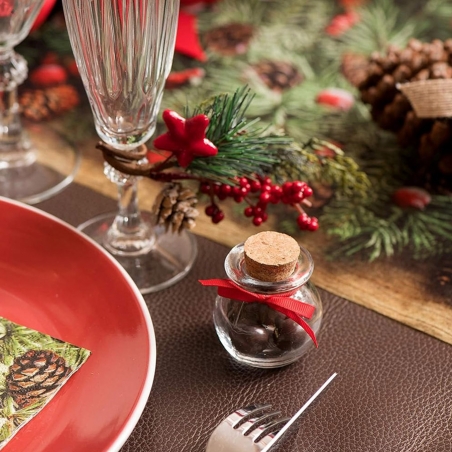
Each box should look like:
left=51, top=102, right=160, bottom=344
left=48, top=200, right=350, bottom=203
left=224, top=242, right=314, bottom=294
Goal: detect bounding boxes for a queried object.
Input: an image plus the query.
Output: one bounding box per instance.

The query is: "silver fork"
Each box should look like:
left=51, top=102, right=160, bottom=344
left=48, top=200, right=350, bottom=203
left=206, top=373, right=337, bottom=452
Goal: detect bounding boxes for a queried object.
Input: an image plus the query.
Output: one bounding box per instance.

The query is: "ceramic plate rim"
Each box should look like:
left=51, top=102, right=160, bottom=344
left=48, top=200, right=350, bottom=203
left=0, top=196, right=157, bottom=452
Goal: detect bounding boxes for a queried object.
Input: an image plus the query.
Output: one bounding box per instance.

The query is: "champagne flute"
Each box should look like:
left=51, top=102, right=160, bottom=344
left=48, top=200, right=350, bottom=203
left=62, top=0, right=197, bottom=294
left=0, top=0, right=80, bottom=204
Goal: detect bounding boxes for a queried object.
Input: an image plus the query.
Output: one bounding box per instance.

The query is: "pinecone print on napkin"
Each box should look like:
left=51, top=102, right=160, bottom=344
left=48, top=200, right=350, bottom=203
left=5, top=350, right=71, bottom=409
left=0, top=317, right=90, bottom=449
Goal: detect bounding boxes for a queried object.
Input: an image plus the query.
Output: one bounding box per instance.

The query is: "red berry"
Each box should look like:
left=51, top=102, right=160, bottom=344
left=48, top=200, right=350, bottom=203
left=213, top=184, right=221, bottom=195
left=250, top=180, right=261, bottom=192
left=200, top=182, right=210, bottom=194
left=270, top=195, right=280, bottom=204
left=303, top=186, right=313, bottom=198
left=212, top=211, right=225, bottom=224
left=291, top=191, right=304, bottom=203
left=220, top=184, right=232, bottom=196
left=259, top=192, right=271, bottom=203
left=325, top=11, right=359, bottom=36
left=239, top=177, right=249, bottom=187
left=297, top=213, right=309, bottom=227
left=392, top=187, right=431, bottom=210
left=315, top=87, right=355, bottom=110
left=205, top=204, right=217, bottom=217
left=234, top=195, right=244, bottom=203
left=308, top=218, right=319, bottom=231
left=261, top=213, right=268, bottom=222
left=218, top=193, right=228, bottom=201
left=253, top=216, right=263, bottom=226
left=271, top=185, right=283, bottom=197
left=244, top=206, right=254, bottom=217
left=29, top=64, right=68, bottom=87
left=261, top=184, right=272, bottom=192
left=282, top=182, right=293, bottom=194
left=263, top=177, right=272, bottom=185
left=240, top=186, right=250, bottom=196
left=253, top=206, right=264, bottom=216
left=232, top=186, right=242, bottom=196
left=291, top=181, right=305, bottom=193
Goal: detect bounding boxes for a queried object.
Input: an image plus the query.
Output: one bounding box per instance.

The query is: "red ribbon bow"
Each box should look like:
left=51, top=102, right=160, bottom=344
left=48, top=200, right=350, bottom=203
left=199, top=279, right=318, bottom=347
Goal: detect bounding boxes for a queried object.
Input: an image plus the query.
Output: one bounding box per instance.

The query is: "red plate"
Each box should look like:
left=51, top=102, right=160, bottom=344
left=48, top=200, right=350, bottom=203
left=0, top=197, right=156, bottom=451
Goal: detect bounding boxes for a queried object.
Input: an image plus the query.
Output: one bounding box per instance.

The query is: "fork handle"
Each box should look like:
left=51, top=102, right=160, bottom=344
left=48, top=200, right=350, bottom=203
left=260, top=373, right=337, bottom=452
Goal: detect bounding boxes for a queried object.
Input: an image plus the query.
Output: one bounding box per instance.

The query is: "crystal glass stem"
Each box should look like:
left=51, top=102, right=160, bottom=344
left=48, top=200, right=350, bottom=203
left=64, top=0, right=197, bottom=293
left=104, top=164, right=154, bottom=256
left=0, top=49, right=33, bottom=169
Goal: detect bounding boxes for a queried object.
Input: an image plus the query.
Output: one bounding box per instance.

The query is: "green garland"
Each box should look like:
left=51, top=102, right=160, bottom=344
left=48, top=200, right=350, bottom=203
left=162, top=0, right=452, bottom=261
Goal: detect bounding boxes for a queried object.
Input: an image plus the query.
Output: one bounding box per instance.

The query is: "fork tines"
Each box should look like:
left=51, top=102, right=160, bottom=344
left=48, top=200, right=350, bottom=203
left=230, top=404, right=286, bottom=442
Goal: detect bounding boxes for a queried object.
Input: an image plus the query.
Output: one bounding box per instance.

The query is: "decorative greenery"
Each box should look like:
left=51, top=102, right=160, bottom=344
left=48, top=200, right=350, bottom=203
left=17, top=0, right=452, bottom=261
left=186, top=86, right=290, bottom=183
left=162, top=0, right=452, bottom=261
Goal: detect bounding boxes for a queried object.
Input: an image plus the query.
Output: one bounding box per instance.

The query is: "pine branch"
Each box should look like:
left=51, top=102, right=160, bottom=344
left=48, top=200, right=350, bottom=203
left=339, top=0, right=423, bottom=55
left=186, top=86, right=291, bottom=183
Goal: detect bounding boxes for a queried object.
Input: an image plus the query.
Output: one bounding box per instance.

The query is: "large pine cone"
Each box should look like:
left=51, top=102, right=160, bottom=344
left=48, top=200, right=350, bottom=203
left=5, top=350, right=72, bottom=409
left=345, top=38, right=452, bottom=191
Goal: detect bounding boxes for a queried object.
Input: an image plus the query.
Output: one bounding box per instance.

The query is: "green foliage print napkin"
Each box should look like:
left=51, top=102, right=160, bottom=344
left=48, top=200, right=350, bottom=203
left=0, top=317, right=90, bottom=449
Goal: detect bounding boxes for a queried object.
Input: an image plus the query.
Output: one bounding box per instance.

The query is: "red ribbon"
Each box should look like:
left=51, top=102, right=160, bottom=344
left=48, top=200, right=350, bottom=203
left=199, top=279, right=318, bottom=347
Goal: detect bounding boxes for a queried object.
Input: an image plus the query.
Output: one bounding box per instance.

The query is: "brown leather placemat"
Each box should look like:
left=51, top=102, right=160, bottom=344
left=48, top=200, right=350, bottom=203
left=38, top=183, right=452, bottom=452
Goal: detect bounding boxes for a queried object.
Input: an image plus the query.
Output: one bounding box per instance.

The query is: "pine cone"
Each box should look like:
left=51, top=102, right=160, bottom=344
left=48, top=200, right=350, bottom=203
left=251, top=61, right=303, bottom=92
left=20, top=84, right=80, bottom=121
left=204, top=23, right=254, bottom=56
left=5, top=350, right=71, bottom=409
left=341, top=53, right=369, bottom=88
left=152, top=183, right=199, bottom=234
left=347, top=38, right=452, bottom=192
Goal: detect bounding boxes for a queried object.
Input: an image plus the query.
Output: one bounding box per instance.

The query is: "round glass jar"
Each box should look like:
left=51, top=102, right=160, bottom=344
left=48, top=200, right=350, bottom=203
left=213, top=242, right=322, bottom=368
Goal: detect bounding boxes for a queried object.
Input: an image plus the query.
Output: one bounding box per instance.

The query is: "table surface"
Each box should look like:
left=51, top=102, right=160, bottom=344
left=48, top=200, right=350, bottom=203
left=36, top=182, right=452, bottom=452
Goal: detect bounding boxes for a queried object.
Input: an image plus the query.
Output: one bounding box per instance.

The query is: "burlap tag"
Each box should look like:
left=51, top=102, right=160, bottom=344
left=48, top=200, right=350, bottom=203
left=398, top=79, right=452, bottom=118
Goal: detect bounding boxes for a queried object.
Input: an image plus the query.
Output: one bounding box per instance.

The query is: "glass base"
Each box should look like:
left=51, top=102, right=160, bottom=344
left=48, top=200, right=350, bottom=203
left=0, top=124, right=80, bottom=204
left=78, top=211, right=198, bottom=294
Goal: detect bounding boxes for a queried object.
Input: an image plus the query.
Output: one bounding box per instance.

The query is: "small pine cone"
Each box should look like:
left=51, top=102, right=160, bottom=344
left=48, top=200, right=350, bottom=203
left=251, top=60, right=303, bottom=91
left=20, top=84, right=80, bottom=121
left=152, top=183, right=199, bottom=234
left=204, top=23, right=254, bottom=56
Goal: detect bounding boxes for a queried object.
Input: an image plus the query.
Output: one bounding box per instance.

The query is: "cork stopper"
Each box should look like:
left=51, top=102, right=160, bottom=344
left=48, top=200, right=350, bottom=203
left=244, top=231, right=300, bottom=282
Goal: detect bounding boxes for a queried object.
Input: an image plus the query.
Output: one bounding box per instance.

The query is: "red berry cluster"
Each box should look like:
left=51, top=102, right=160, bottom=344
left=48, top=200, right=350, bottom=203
left=199, top=175, right=319, bottom=231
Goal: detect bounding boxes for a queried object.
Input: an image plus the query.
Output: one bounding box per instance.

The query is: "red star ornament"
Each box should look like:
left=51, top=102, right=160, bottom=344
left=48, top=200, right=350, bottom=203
left=153, top=110, right=218, bottom=167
